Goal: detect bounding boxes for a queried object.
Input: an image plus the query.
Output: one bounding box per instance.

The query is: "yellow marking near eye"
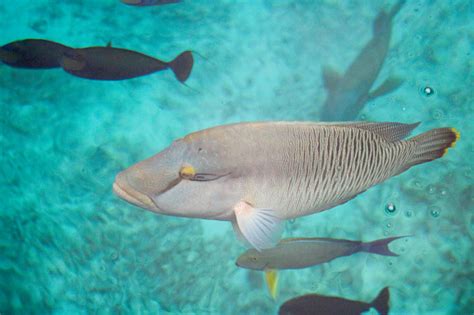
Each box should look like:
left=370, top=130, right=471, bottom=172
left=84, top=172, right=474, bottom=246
left=180, top=165, right=196, bottom=178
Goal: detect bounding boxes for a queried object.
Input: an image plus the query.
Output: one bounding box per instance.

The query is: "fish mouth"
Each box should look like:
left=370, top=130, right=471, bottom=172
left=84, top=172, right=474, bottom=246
left=113, top=179, right=158, bottom=211
left=0, top=48, right=19, bottom=64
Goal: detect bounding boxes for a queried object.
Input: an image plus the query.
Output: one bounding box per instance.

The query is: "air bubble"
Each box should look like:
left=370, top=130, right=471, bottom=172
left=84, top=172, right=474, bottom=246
left=422, top=86, right=435, bottom=96
left=385, top=203, right=397, bottom=215
left=430, top=208, right=440, bottom=218
left=427, top=185, right=436, bottom=194
left=431, top=109, right=444, bottom=120
left=289, top=218, right=295, bottom=224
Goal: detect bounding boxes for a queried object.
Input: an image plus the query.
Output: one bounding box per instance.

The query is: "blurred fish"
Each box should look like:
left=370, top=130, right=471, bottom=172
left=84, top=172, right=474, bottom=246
left=320, top=0, right=406, bottom=121
left=279, top=287, right=389, bottom=315
left=236, top=235, right=405, bottom=271
left=121, top=0, right=181, bottom=6
left=60, top=46, right=193, bottom=82
left=113, top=121, right=459, bottom=250
left=0, top=39, right=72, bottom=69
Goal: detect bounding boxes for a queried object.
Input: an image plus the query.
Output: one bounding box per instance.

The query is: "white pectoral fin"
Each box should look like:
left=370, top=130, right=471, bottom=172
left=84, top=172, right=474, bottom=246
left=233, top=201, right=283, bottom=251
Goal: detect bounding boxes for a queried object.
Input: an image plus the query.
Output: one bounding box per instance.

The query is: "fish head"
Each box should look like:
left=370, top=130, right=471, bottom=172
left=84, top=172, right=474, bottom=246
left=113, top=133, right=241, bottom=218
left=0, top=42, right=24, bottom=64
left=0, top=47, right=19, bottom=64
left=60, top=49, right=86, bottom=71
left=235, top=248, right=267, bottom=270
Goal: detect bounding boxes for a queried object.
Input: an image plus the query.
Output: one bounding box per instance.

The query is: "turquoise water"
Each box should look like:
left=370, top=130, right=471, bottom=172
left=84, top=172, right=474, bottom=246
left=0, top=1, right=472, bottom=314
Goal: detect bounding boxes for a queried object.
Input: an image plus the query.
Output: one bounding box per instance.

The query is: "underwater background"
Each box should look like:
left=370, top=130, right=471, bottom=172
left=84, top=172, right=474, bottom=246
left=0, top=0, right=472, bottom=314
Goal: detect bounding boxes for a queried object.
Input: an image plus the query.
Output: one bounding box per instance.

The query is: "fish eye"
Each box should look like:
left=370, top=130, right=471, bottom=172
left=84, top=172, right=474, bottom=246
left=251, top=257, right=257, bottom=261
left=179, top=165, right=195, bottom=179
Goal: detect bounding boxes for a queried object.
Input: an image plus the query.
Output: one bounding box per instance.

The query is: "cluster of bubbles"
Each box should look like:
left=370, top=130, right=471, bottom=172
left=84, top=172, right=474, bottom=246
left=384, top=202, right=440, bottom=218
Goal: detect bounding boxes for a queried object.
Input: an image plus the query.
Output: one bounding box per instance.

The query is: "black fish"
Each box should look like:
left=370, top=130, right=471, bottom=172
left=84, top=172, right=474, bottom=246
left=279, top=287, right=389, bottom=315
left=0, top=39, right=73, bottom=69
left=60, top=46, right=193, bottom=82
left=121, top=0, right=181, bottom=6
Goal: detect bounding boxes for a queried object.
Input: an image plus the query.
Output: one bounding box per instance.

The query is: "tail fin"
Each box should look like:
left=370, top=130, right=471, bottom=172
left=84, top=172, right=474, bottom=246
left=406, top=128, right=460, bottom=168
left=374, top=0, right=405, bottom=34
left=360, top=235, right=408, bottom=256
left=388, top=0, right=406, bottom=19
left=371, top=287, right=390, bottom=315
left=169, top=50, right=193, bottom=82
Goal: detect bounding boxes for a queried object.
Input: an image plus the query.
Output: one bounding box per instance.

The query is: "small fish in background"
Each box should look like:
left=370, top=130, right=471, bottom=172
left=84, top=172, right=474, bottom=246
left=320, top=0, right=406, bottom=121
left=237, top=236, right=405, bottom=271
left=236, top=236, right=405, bottom=299
left=0, top=39, right=73, bottom=69
left=121, top=0, right=181, bottom=6
left=113, top=121, right=459, bottom=251
left=279, top=287, right=390, bottom=315
left=60, top=46, right=193, bottom=82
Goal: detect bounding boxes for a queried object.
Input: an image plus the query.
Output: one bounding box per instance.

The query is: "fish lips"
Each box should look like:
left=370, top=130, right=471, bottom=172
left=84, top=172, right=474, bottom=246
left=113, top=175, right=159, bottom=212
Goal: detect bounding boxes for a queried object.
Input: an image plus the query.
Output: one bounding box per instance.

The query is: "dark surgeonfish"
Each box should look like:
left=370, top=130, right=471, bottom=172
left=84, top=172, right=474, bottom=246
left=320, top=0, right=405, bottom=121
left=0, top=39, right=72, bottom=69
left=60, top=46, right=193, bottom=82
left=279, top=287, right=389, bottom=315
left=121, top=0, right=181, bottom=6
left=236, top=236, right=405, bottom=299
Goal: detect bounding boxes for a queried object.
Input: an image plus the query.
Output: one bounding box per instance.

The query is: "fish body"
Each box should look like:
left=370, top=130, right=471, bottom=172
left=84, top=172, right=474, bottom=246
left=236, top=236, right=403, bottom=271
left=279, top=287, right=389, bottom=315
left=113, top=121, right=459, bottom=250
left=121, top=0, right=181, bottom=6
left=0, top=39, right=72, bottom=69
left=60, top=47, right=193, bottom=82
left=320, top=0, right=405, bottom=121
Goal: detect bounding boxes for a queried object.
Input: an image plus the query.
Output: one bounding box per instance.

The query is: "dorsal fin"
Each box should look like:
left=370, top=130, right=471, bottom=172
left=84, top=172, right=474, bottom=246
left=322, top=65, right=341, bottom=90
left=334, top=122, right=420, bottom=142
